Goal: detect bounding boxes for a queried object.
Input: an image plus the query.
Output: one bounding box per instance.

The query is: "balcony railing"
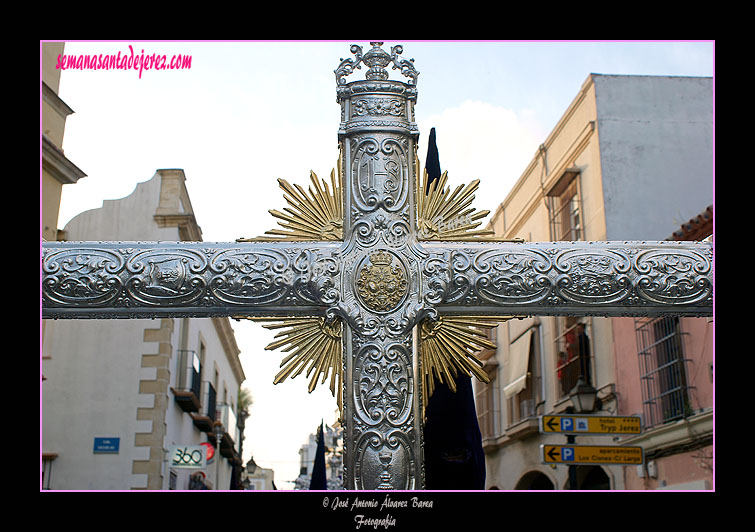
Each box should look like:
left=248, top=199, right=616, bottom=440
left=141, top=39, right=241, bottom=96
left=216, top=403, right=239, bottom=458
left=218, top=404, right=238, bottom=442
left=190, top=381, right=216, bottom=432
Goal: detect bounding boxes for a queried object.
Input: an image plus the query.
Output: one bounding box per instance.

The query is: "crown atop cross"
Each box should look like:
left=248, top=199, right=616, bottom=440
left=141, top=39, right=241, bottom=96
left=335, top=42, right=419, bottom=86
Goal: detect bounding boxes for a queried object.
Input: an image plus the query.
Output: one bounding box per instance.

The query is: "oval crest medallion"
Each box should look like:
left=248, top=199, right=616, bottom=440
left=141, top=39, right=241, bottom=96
left=355, top=250, right=408, bottom=313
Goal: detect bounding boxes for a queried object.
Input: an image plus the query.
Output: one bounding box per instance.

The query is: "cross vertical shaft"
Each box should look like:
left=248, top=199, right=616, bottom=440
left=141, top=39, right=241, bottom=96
left=335, top=42, right=426, bottom=489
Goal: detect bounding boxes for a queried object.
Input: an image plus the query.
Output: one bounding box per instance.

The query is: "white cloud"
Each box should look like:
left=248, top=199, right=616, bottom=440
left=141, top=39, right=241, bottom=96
left=418, top=100, right=548, bottom=218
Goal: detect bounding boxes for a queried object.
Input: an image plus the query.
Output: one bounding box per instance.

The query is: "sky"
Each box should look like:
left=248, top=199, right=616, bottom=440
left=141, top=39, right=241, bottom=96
left=48, top=40, right=714, bottom=489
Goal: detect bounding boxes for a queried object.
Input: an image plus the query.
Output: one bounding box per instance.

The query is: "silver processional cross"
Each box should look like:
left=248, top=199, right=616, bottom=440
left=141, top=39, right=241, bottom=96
left=42, top=43, right=713, bottom=490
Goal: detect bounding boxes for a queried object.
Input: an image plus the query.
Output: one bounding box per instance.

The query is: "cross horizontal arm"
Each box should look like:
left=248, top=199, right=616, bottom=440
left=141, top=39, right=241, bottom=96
left=42, top=241, right=341, bottom=319
left=421, top=240, right=713, bottom=318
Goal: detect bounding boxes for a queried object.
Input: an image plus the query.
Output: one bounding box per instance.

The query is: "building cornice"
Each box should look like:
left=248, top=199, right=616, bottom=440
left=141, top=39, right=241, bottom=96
left=489, top=74, right=598, bottom=240
left=42, top=81, right=74, bottom=119
left=42, top=134, right=87, bottom=185
left=153, top=213, right=203, bottom=242
left=500, top=121, right=595, bottom=241
left=153, top=169, right=203, bottom=242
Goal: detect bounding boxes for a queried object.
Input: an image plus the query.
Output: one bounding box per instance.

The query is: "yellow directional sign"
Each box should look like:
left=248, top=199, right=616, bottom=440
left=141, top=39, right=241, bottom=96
left=539, top=415, right=642, bottom=435
left=541, top=444, right=644, bottom=466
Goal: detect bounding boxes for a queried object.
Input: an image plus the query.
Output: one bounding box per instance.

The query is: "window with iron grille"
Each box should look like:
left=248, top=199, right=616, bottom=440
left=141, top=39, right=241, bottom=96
left=635, top=317, right=693, bottom=428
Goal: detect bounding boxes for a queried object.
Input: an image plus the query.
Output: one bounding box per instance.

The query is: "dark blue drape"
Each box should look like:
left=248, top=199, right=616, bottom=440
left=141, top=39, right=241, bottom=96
left=309, top=421, right=327, bottom=490
left=422, top=128, right=486, bottom=490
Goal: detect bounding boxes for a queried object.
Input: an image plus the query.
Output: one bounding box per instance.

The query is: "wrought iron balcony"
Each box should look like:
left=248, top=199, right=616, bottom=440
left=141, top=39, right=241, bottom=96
left=216, top=403, right=239, bottom=459
left=190, top=381, right=217, bottom=432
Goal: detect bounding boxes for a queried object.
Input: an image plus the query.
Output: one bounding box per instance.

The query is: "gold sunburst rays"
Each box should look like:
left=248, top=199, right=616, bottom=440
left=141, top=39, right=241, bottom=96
left=239, top=316, right=344, bottom=415
left=240, top=314, right=512, bottom=423
left=419, top=316, right=507, bottom=413
left=417, top=169, right=496, bottom=241
left=236, top=168, right=343, bottom=242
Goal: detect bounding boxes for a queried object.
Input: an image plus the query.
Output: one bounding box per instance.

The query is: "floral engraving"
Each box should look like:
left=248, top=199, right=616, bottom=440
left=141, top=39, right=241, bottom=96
left=352, top=98, right=404, bottom=117
left=425, top=242, right=713, bottom=316
left=42, top=242, right=340, bottom=317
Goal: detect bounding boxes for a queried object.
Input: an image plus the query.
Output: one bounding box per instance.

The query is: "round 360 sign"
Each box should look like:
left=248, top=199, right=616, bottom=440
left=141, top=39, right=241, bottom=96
left=169, top=444, right=207, bottom=469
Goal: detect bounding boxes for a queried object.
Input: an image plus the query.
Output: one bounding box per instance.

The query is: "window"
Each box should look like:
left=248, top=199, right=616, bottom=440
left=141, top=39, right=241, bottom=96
left=475, top=363, right=500, bottom=440
left=548, top=171, right=588, bottom=402
left=555, top=318, right=592, bottom=399
left=475, top=328, right=500, bottom=440
left=214, top=366, right=219, bottom=395
left=174, top=350, right=203, bottom=413
left=504, top=328, right=541, bottom=425
left=42, top=453, right=57, bottom=489
left=635, top=317, right=693, bottom=428
left=547, top=169, right=582, bottom=242
left=176, top=350, right=201, bottom=396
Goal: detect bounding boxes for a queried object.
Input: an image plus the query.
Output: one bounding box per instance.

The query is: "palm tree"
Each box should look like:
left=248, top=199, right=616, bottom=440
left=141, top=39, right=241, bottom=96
left=238, top=387, right=253, bottom=415
left=237, top=387, right=253, bottom=460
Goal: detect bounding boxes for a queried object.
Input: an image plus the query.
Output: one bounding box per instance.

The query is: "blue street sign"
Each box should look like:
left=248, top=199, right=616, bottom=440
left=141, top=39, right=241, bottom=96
left=93, top=437, right=120, bottom=453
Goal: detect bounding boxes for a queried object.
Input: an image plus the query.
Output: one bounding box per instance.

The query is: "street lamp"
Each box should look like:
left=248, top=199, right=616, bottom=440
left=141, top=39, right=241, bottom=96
left=566, top=377, right=599, bottom=490
left=570, top=377, right=598, bottom=414
left=239, top=457, right=258, bottom=490
left=213, top=420, right=224, bottom=490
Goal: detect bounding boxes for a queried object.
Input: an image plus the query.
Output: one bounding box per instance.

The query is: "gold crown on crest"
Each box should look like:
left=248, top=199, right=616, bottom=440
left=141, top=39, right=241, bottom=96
left=370, top=250, right=393, bottom=266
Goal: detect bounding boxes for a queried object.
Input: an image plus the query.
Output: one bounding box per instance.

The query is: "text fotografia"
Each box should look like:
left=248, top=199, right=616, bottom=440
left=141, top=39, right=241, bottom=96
left=354, top=515, right=397, bottom=530
left=55, top=45, right=191, bottom=79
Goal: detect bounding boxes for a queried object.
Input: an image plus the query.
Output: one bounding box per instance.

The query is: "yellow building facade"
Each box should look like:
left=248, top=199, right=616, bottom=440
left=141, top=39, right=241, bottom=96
left=41, top=42, right=86, bottom=242
left=476, top=73, right=713, bottom=490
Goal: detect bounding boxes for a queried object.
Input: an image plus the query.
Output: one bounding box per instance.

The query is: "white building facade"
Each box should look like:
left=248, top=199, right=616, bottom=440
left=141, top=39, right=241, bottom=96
left=294, top=417, right=343, bottom=490
left=42, top=169, right=246, bottom=490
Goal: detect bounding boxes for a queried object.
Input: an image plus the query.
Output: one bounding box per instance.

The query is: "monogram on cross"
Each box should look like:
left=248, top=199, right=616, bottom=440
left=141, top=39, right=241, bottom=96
left=42, top=42, right=713, bottom=490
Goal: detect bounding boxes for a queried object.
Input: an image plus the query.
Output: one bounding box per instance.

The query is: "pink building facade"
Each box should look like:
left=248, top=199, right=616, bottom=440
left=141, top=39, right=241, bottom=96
left=611, top=210, right=713, bottom=490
